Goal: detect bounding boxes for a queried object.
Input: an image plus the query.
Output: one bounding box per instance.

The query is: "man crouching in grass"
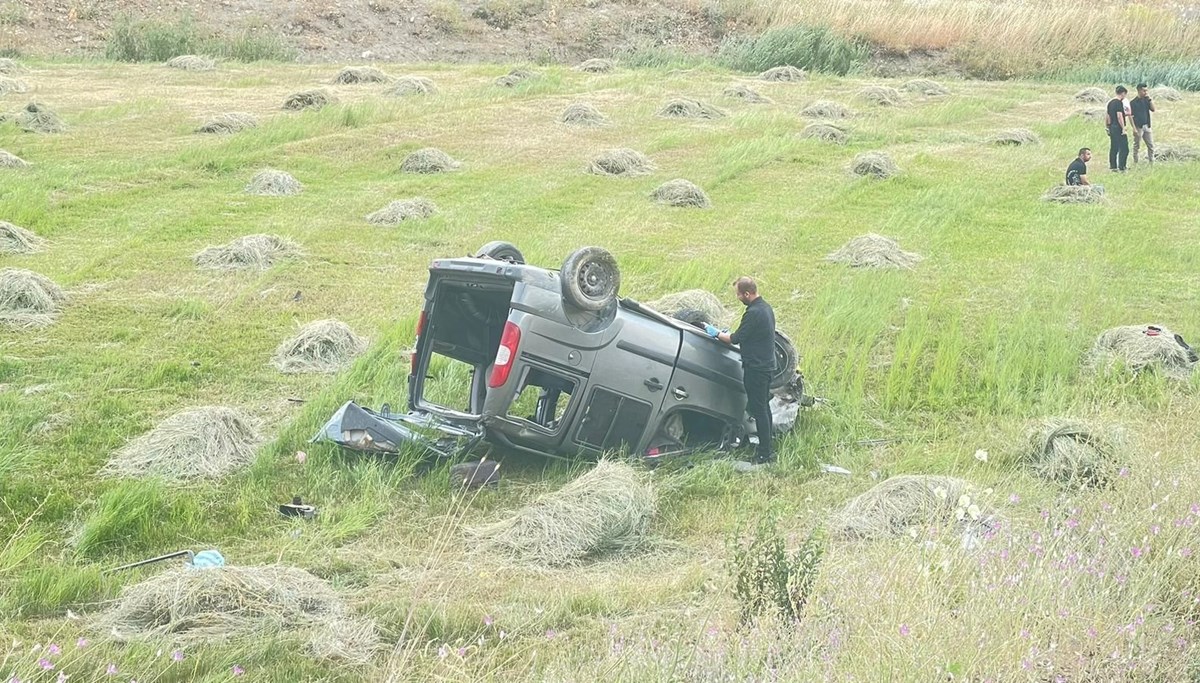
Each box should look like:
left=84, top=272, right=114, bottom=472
left=1066, top=147, right=1092, bottom=186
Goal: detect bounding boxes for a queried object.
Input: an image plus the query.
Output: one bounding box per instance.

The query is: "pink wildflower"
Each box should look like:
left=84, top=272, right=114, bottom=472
left=56, top=674, right=68, bottom=683
left=899, top=624, right=911, bottom=637
left=75, top=638, right=88, bottom=649
left=456, top=647, right=466, bottom=658
left=483, top=615, right=494, bottom=627
left=1008, top=493, right=1020, bottom=504
left=1131, top=546, right=1146, bottom=558
left=171, top=650, right=184, bottom=662
left=1066, top=518, right=1079, bottom=529
left=38, top=659, right=54, bottom=671
left=1118, top=467, right=1130, bottom=477
left=47, top=644, right=61, bottom=656
left=232, top=665, right=244, bottom=677
left=546, top=629, right=557, bottom=639
left=106, top=664, right=118, bottom=675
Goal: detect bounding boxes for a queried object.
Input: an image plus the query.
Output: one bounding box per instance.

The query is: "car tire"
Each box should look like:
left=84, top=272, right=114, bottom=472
left=560, top=246, right=621, bottom=312
left=475, top=241, right=525, bottom=264
left=771, top=331, right=799, bottom=389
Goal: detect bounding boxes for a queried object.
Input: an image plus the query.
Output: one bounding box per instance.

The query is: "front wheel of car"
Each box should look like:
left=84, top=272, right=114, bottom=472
left=770, top=331, right=799, bottom=389
left=475, top=240, right=525, bottom=264
left=561, top=246, right=621, bottom=312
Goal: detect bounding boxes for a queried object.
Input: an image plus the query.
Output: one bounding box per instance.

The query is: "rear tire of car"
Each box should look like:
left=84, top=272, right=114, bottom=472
left=475, top=241, right=525, bottom=264
left=560, top=246, right=621, bottom=312
left=771, top=331, right=799, bottom=389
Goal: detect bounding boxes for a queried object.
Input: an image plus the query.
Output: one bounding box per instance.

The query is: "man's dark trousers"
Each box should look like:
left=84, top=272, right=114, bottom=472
left=1109, top=131, right=1129, bottom=170
left=743, top=368, right=773, bottom=462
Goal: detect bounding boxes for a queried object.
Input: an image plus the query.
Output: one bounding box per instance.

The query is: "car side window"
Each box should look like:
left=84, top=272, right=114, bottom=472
left=505, top=367, right=576, bottom=432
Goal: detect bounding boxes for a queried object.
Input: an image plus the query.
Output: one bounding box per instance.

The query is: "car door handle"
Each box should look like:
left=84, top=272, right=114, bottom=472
left=673, top=387, right=688, bottom=400
left=644, top=378, right=663, bottom=391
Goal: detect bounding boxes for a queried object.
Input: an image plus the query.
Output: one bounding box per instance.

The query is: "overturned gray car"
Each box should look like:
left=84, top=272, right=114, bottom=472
left=318, top=242, right=810, bottom=463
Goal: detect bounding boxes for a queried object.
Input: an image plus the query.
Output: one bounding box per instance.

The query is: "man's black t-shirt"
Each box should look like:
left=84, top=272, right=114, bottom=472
left=1107, top=98, right=1126, bottom=135
left=1066, top=158, right=1087, bottom=186
left=1129, top=96, right=1152, bottom=128
left=730, top=297, right=776, bottom=371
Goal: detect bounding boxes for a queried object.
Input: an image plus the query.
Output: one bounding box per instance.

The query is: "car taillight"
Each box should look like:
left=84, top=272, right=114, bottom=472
left=416, top=310, right=428, bottom=336
left=488, top=321, right=521, bottom=388
left=411, top=311, right=427, bottom=375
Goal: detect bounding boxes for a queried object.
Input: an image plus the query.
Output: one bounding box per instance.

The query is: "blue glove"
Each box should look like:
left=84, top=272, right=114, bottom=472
left=705, top=324, right=719, bottom=338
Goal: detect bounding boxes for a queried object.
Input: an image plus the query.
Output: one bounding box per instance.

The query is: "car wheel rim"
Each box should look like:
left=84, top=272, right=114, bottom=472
left=578, top=262, right=611, bottom=300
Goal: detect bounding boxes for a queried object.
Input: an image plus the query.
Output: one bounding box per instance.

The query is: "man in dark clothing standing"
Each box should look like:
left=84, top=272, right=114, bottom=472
left=1129, top=83, right=1156, bottom=165
left=1105, top=86, right=1129, bottom=171
left=706, top=277, right=777, bottom=464
left=1065, top=147, right=1091, bottom=186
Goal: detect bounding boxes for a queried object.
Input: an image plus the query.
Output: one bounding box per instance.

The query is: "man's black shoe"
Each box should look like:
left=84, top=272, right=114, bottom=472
left=754, top=452, right=776, bottom=465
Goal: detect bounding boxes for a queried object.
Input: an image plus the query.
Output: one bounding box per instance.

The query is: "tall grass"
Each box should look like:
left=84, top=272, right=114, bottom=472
left=745, top=0, right=1200, bottom=79
left=718, top=24, right=867, bottom=75
left=1066, top=59, right=1200, bottom=91
left=105, top=14, right=296, bottom=63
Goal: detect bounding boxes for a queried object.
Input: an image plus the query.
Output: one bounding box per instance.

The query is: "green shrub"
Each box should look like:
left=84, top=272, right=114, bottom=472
left=729, top=516, right=825, bottom=625
left=718, top=24, right=868, bottom=76
left=617, top=45, right=706, bottom=70
left=1066, top=59, right=1200, bottom=91
left=105, top=14, right=295, bottom=62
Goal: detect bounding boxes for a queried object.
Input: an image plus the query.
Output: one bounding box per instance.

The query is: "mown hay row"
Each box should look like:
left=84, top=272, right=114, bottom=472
left=1154, top=144, right=1200, bottom=163
left=657, top=98, right=726, bottom=120
left=389, top=75, right=436, bottom=96
left=1074, top=87, right=1107, bottom=103
left=651, top=178, right=711, bottom=208
left=0, top=77, right=28, bottom=96
left=166, top=55, right=216, bottom=71
left=645, top=289, right=730, bottom=326
left=1023, top=418, right=1128, bottom=491
left=987, top=128, right=1040, bottom=146
left=495, top=68, right=539, bottom=87
left=723, top=83, right=772, bottom=104
left=1041, top=185, right=1106, bottom=204
left=283, top=89, right=333, bottom=111
left=586, top=148, right=655, bottom=177
left=0, top=58, right=25, bottom=74
left=1088, top=323, right=1198, bottom=379
left=0, top=267, right=65, bottom=327
left=273, top=319, right=368, bottom=374
left=826, top=233, right=922, bottom=269
left=100, top=406, right=260, bottom=481
left=365, top=198, right=438, bottom=225
left=468, top=460, right=656, bottom=566
left=400, top=148, right=460, bottom=174
left=903, top=79, right=949, bottom=96
left=7, top=103, right=65, bottom=134
left=196, top=112, right=258, bottom=134
left=830, top=474, right=995, bottom=540
left=802, top=122, right=848, bottom=145
left=849, top=151, right=899, bottom=179
left=857, top=85, right=902, bottom=106
left=0, top=150, right=29, bottom=168
left=576, top=58, right=615, bottom=73
left=560, top=102, right=609, bottom=127
left=245, top=169, right=302, bottom=196
left=801, top=100, right=854, bottom=119
left=1150, top=86, right=1182, bottom=102
left=0, top=221, right=44, bottom=254
left=334, top=66, right=390, bottom=84
left=759, top=65, right=806, bottom=82
left=194, top=234, right=301, bottom=271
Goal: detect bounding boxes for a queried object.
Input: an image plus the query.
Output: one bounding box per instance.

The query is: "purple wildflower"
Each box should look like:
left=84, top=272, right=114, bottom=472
left=171, top=650, right=184, bottom=662
left=38, top=659, right=54, bottom=671
left=899, top=624, right=911, bottom=636
left=232, top=665, right=245, bottom=677
left=47, top=644, right=61, bottom=656
left=106, top=664, right=118, bottom=675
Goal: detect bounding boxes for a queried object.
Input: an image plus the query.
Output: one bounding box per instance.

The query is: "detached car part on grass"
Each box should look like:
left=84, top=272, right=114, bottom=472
left=317, top=243, right=810, bottom=464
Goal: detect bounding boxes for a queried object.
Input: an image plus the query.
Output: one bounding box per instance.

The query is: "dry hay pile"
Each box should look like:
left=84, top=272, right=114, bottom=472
left=826, top=233, right=922, bottom=269
left=1154, top=144, right=1200, bottom=163
left=801, top=100, right=854, bottom=119
left=1041, top=185, right=1106, bottom=204
left=389, top=75, right=437, bottom=96
left=1072, top=107, right=1105, bottom=123
left=759, top=65, right=806, bottom=82
left=586, top=148, right=655, bottom=177
left=723, top=83, right=772, bottom=104
left=194, top=234, right=301, bottom=271
left=166, top=55, right=216, bottom=71
left=1088, top=324, right=1198, bottom=380
left=97, top=564, right=374, bottom=660
left=645, top=289, right=729, bottom=326
left=101, top=406, right=260, bottom=481
left=195, top=112, right=258, bottom=134
left=0, top=150, right=28, bottom=168
left=857, top=85, right=903, bottom=106
left=283, top=89, right=333, bottom=111
left=365, top=197, right=438, bottom=225
left=0, top=221, right=44, bottom=254
left=245, top=169, right=303, bottom=196
left=8, top=103, right=65, bottom=134
left=576, top=58, right=615, bottom=73
left=1074, top=87, right=1108, bottom=103
left=1150, top=85, right=1183, bottom=102
left=1023, top=419, right=1127, bottom=490
left=0, top=58, right=24, bottom=74
left=651, top=178, right=711, bottom=208
left=272, top=319, right=368, bottom=374
left=830, top=475, right=995, bottom=540
left=987, top=128, right=1040, bottom=146
left=903, top=78, right=949, bottom=96
left=495, top=68, right=539, bottom=87
left=468, top=460, right=655, bottom=566
left=0, top=268, right=65, bottom=327
left=849, top=151, right=899, bottom=179
left=400, top=147, right=461, bottom=174
left=306, top=618, right=380, bottom=666
left=560, top=102, right=610, bottom=127
left=657, top=98, right=726, bottom=120
left=0, top=77, right=28, bottom=96
left=333, top=66, right=390, bottom=84
left=801, top=122, right=848, bottom=145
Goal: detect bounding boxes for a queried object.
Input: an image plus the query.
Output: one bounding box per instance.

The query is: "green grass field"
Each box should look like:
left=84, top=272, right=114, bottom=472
left=2, top=61, right=1200, bottom=682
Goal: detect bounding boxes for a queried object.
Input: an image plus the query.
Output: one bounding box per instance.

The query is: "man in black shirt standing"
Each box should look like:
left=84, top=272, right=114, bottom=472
left=706, top=277, right=777, bottom=464
left=1129, top=83, right=1156, bottom=165
left=1105, top=85, right=1129, bottom=171
left=1065, top=147, right=1092, bottom=186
